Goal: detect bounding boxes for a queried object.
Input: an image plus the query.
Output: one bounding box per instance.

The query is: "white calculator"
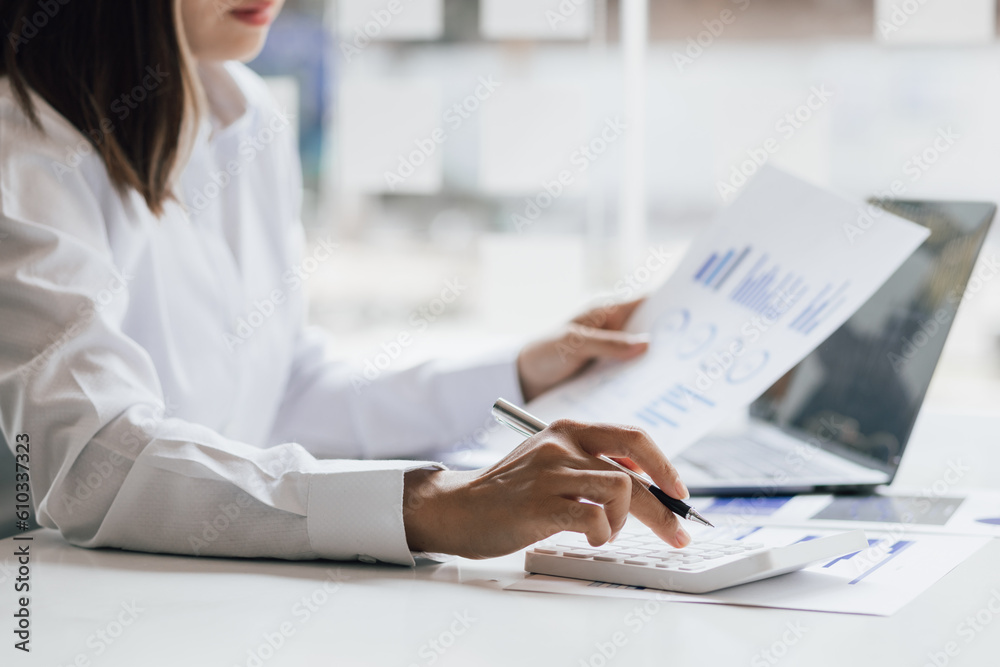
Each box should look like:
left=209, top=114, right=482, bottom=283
left=525, top=526, right=868, bottom=594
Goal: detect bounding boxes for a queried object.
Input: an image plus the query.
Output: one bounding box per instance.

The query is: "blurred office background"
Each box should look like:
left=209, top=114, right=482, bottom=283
left=254, top=0, right=1000, bottom=413
left=4, top=0, right=1000, bottom=540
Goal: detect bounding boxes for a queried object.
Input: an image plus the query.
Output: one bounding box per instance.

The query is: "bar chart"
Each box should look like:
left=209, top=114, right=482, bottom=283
left=694, top=247, right=809, bottom=320
left=693, top=245, right=752, bottom=291
left=634, top=383, right=716, bottom=429
left=788, top=281, right=850, bottom=335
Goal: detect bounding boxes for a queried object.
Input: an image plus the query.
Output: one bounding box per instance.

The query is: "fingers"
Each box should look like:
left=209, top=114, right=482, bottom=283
left=605, top=297, right=646, bottom=328
left=549, top=420, right=688, bottom=501
left=547, top=498, right=614, bottom=547
left=548, top=469, right=631, bottom=541
left=568, top=324, right=650, bottom=362
left=628, top=483, right=690, bottom=548
left=574, top=297, right=646, bottom=330
left=610, top=456, right=641, bottom=473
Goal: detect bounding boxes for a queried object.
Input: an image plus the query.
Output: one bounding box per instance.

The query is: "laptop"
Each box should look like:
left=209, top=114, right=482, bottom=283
left=676, top=199, right=996, bottom=496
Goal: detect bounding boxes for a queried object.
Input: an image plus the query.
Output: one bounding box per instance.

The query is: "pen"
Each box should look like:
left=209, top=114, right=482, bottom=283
left=491, top=397, right=714, bottom=528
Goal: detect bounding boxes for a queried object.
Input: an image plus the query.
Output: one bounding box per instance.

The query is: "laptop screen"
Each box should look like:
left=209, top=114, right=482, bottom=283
left=749, top=200, right=995, bottom=475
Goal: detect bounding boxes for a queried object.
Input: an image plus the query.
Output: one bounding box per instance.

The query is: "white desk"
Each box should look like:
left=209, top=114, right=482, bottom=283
left=3, top=408, right=1000, bottom=667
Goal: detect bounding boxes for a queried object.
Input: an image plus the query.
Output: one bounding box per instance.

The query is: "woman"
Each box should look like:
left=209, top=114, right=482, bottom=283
left=0, top=0, right=691, bottom=564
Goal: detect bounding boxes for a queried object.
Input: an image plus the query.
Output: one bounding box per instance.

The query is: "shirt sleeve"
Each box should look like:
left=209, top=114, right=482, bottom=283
left=266, top=324, right=525, bottom=461
left=0, top=121, right=447, bottom=567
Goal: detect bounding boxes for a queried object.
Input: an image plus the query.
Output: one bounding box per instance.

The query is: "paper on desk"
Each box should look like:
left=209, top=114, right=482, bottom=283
left=505, top=525, right=990, bottom=616
left=513, top=168, right=930, bottom=458
left=695, top=488, right=1000, bottom=538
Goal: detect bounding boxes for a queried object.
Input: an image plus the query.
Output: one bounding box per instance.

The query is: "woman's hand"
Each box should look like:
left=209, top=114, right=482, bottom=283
left=402, top=419, right=691, bottom=559
left=516, top=298, right=650, bottom=402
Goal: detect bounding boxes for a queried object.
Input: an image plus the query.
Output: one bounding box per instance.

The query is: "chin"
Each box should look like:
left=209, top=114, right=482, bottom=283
left=200, top=30, right=270, bottom=62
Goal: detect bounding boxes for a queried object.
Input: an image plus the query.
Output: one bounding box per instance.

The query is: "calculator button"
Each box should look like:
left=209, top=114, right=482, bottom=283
left=532, top=548, right=560, bottom=555
left=679, top=564, right=708, bottom=571
left=594, top=555, right=624, bottom=563
left=624, top=558, right=655, bottom=566
left=743, top=543, right=765, bottom=550
left=700, top=552, right=724, bottom=559
left=564, top=550, right=596, bottom=558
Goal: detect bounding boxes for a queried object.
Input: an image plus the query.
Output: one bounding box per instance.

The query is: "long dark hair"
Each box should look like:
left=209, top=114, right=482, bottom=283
left=1, top=0, right=199, bottom=215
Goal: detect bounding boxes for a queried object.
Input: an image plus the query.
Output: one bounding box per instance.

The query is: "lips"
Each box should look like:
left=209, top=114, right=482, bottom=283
left=230, top=1, right=276, bottom=27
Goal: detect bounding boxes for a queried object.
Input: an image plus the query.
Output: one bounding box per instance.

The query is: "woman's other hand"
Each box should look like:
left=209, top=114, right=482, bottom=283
left=516, top=298, right=650, bottom=402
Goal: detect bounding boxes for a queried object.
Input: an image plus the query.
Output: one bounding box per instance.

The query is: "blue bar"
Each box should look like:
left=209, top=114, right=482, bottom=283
left=704, top=249, right=734, bottom=286
left=789, top=283, right=832, bottom=330
left=659, top=396, right=688, bottom=412
left=672, top=384, right=715, bottom=406
left=735, top=275, right=760, bottom=304
left=636, top=407, right=678, bottom=428
left=757, top=273, right=794, bottom=313
left=849, top=541, right=914, bottom=585
left=804, top=296, right=847, bottom=335
left=824, top=539, right=881, bottom=568
left=746, top=268, right=777, bottom=310
left=713, top=245, right=751, bottom=290
left=694, top=253, right=718, bottom=282
left=731, top=255, right=768, bottom=301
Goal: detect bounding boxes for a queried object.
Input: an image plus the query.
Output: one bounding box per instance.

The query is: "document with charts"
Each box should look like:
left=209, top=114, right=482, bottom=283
left=520, top=167, right=930, bottom=458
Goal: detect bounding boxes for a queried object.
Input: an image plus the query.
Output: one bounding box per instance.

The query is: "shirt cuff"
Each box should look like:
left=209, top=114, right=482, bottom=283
left=305, top=459, right=445, bottom=566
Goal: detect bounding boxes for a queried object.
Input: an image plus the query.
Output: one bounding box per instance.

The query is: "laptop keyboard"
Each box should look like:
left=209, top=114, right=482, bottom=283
left=679, top=437, right=846, bottom=480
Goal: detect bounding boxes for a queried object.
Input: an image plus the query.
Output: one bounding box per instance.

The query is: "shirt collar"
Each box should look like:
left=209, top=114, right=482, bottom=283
left=196, top=61, right=252, bottom=138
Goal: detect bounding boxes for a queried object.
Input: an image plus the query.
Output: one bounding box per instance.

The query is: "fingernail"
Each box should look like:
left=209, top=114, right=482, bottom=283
left=674, top=480, right=690, bottom=500
left=627, top=333, right=651, bottom=346
left=674, top=527, right=691, bottom=547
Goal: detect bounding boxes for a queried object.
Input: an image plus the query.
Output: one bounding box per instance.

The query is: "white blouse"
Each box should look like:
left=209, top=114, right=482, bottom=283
left=0, top=62, right=522, bottom=565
